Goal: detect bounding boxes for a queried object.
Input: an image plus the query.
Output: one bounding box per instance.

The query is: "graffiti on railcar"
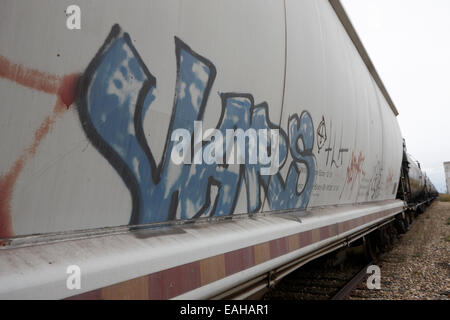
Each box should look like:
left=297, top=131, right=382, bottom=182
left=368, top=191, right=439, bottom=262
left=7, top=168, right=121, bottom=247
left=340, top=151, right=366, bottom=200
left=0, top=54, right=79, bottom=238
left=78, top=24, right=316, bottom=225
left=316, top=116, right=327, bottom=153
left=366, top=162, right=383, bottom=200
left=385, top=168, right=397, bottom=195
left=323, top=120, right=349, bottom=169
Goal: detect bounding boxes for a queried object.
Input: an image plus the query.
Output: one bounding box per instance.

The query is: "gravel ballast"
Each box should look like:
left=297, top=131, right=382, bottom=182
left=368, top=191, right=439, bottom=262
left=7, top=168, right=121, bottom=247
left=350, top=200, right=450, bottom=300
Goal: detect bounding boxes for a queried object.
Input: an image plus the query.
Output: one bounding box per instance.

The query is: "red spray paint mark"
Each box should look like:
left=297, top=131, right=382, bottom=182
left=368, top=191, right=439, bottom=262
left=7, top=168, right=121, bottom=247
left=0, top=157, right=25, bottom=238
left=339, top=151, right=366, bottom=200
left=0, top=55, right=80, bottom=238
left=386, top=169, right=394, bottom=193
left=0, top=55, right=60, bottom=95
left=58, top=73, right=79, bottom=110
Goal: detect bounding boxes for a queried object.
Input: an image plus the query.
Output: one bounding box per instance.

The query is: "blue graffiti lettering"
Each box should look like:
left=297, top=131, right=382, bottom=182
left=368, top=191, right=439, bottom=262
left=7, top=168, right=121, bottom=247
left=78, top=24, right=316, bottom=224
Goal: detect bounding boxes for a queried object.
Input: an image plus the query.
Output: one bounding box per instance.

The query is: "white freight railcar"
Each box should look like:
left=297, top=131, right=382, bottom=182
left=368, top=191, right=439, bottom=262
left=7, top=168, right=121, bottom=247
left=0, top=0, right=408, bottom=299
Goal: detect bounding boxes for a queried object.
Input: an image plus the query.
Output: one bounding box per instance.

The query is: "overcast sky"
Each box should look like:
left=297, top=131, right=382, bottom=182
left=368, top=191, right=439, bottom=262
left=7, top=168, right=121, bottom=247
left=341, top=0, right=450, bottom=193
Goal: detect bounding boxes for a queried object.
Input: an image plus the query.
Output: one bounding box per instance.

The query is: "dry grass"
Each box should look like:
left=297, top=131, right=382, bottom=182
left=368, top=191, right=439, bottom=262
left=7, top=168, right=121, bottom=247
left=439, top=194, right=450, bottom=202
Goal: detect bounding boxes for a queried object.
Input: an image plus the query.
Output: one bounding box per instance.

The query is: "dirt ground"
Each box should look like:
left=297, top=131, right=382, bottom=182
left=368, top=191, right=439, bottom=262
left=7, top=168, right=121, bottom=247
left=350, top=200, right=450, bottom=300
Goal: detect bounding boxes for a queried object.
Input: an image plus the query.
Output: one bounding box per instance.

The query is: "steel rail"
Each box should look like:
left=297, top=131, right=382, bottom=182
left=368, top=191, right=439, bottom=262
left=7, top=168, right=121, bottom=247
left=330, top=261, right=374, bottom=300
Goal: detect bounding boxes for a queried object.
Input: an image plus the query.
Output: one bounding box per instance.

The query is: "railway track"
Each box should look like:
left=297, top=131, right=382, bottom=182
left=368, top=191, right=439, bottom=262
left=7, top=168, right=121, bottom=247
left=262, top=244, right=370, bottom=300
left=261, top=202, right=436, bottom=301
left=262, top=231, right=394, bottom=300
left=330, top=261, right=378, bottom=300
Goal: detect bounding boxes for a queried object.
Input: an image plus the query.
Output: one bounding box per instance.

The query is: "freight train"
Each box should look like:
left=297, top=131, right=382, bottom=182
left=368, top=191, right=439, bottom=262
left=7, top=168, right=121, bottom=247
left=400, top=147, right=439, bottom=206
left=394, top=141, right=438, bottom=232
left=0, top=0, right=437, bottom=299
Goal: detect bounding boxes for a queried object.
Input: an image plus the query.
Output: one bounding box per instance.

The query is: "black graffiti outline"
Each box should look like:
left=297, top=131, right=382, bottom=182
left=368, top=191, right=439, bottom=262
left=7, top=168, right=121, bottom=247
left=78, top=24, right=148, bottom=225
left=316, top=116, right=327, bottom=153
left=325, top=120, right=348, bottom=169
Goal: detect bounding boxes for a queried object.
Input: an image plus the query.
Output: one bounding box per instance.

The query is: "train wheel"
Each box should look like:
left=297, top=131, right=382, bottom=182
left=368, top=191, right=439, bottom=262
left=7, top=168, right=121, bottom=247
left=394, top=218, right=407, bottom=234
left=364, top=234, right=378, bottom=261
left=407, top=211, right=414, bottom=225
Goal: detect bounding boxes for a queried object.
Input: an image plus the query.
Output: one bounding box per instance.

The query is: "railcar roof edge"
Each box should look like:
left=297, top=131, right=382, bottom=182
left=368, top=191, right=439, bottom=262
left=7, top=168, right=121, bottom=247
left=329, top=0, right=399, bottom=116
